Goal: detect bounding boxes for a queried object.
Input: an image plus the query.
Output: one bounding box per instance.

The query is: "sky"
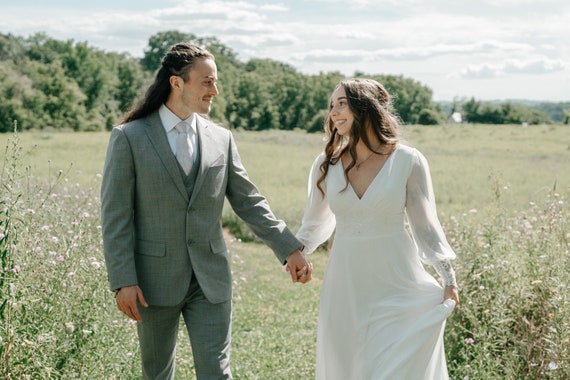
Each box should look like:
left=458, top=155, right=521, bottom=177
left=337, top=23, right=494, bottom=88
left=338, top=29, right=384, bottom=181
left=1, top=0, right=569, bottom=102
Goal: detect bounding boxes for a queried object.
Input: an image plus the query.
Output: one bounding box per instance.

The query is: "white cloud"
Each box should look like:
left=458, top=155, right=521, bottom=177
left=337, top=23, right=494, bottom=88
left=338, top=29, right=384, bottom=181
left=458, top=58, right=567, bottom=79
left=0, top=0, right=568, bottom=100
left=259, top=4, right=289, bottom=12
left=292, top=40, right=535, bottom=64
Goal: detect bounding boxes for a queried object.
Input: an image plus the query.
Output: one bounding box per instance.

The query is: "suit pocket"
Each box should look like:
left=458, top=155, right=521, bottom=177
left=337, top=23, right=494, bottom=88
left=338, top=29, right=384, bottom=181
left=135, top=239, right=166, bottom=257
left=209, top=237, right=227, bottom=255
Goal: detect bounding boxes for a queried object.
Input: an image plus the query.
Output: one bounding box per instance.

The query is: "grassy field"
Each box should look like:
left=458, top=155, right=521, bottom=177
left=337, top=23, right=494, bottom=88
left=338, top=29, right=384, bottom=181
left=0, top=125, right=569, bottom=379
left=6, top=124, right=567, bottom=225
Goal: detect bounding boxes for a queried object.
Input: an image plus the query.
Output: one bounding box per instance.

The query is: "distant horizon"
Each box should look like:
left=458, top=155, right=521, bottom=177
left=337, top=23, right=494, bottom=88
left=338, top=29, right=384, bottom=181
left=1, top=0, right=568, bottom=102
left=435, top=98, right=569, bottom=104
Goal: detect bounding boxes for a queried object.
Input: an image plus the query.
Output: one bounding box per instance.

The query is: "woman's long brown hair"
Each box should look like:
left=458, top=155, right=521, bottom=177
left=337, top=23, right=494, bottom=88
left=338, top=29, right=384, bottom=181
left=316, top=78, right=401, bottom=196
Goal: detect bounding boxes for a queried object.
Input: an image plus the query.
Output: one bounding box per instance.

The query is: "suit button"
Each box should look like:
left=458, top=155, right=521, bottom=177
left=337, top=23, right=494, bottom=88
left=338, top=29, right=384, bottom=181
left=187, top=239, right=194, bottom=246
left=188, top=207, right=195, bottom=213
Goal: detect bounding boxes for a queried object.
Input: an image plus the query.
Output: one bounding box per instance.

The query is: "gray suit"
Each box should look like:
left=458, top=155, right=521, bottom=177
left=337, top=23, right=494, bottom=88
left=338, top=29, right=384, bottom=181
left=101, top=111, right=301, bottom=378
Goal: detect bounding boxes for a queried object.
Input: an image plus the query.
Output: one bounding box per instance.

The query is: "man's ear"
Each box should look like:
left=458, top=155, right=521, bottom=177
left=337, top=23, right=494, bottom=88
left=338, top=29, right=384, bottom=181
left=169, top=75, right=181, bottom=90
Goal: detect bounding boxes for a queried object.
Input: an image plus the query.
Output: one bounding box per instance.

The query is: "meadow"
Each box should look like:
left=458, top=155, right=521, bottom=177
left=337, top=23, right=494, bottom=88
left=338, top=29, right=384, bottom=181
left=0, top=124, right=568, bottom=379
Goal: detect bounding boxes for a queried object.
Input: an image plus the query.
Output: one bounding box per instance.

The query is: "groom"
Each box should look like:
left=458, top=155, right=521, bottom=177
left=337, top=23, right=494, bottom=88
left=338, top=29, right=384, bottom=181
left=101, top=42, right=311, bottom=379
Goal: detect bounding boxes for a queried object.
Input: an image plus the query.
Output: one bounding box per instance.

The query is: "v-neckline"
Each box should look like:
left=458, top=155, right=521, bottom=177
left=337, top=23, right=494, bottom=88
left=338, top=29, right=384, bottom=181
left=341, top=145, right=399, bottom=200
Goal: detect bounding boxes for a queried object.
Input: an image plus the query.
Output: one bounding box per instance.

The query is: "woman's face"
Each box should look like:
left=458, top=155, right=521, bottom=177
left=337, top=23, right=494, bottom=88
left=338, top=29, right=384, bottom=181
left=329, top=85, right=354, bottom=137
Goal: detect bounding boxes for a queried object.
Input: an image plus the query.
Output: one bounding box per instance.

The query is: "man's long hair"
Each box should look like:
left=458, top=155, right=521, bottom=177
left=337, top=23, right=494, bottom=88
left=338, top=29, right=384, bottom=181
left=121, top=43, right=214, bottom=124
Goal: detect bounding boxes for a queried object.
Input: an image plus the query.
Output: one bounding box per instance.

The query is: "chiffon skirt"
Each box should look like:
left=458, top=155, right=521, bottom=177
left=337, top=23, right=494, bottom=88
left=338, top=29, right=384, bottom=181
left=315, top=230, right=455, bottom=380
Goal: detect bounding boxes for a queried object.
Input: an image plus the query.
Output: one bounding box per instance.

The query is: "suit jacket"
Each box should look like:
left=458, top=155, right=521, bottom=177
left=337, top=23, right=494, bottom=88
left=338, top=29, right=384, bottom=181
left=101, top=111, right=301, bottom=306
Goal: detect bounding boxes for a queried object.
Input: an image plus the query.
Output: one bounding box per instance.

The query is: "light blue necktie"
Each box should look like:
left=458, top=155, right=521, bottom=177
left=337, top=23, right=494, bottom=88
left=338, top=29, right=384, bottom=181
left=175, top=121, right=193, bottom=175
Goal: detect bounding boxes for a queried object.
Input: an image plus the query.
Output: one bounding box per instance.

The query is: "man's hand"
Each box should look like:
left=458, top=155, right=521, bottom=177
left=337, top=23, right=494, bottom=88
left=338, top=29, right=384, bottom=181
left=115, top=285, right=148, bottom=321
left=285, top=249, right=312, bottom=284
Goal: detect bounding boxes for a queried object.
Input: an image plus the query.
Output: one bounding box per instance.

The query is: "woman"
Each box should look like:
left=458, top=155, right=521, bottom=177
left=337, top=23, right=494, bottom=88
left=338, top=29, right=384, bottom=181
left=297, top=78, right=459, bottom=379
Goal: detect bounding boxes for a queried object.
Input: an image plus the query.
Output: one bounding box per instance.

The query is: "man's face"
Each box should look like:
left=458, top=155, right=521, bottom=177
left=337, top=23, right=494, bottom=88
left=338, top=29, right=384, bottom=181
left=178, top=58, right=219, bottom=115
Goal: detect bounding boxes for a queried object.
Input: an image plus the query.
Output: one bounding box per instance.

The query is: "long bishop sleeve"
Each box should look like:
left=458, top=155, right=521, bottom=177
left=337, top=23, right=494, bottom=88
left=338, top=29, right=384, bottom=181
left=406, top=149, right=457, bottom=286
left=296, top=153, right=336, bottom=254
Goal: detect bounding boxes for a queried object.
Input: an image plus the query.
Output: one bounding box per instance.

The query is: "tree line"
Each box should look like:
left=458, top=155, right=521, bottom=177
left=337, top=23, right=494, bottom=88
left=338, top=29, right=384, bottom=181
left=0, top=30, right=568, bottom=133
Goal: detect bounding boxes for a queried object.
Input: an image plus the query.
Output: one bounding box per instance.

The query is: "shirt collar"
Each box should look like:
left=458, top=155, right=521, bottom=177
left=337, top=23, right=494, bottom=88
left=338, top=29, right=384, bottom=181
left=159, top=104, right=197, bottom=133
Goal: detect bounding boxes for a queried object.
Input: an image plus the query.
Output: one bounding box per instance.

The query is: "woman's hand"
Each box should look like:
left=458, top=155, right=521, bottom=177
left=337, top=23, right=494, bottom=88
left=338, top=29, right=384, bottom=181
left=443, top=285, right=459, bottom=306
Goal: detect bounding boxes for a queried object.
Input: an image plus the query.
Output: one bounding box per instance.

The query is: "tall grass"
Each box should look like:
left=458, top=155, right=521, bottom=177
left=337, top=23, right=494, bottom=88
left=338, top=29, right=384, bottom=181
left=0, top=129, right=140, bottom=378
left=0, top=125, right=568, bottom=379
left=444, top=179, right=569, bottom=379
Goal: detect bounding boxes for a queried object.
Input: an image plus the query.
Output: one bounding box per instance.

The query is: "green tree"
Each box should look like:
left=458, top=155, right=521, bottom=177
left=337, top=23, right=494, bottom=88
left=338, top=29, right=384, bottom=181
left=115, top=58, right=146, bottom=112
left=462, top=97, right=481, bottom=123
left=0, top=61, right=35, bottom=132
left=366, top=74, right=439, bottom=125
left=0, top=33, right=25, bottom=61
left=141, top=30, right=196, bottom=72
left=417, top=108, right=444, bottom=125
left=24, top=60, right=88, bottom=130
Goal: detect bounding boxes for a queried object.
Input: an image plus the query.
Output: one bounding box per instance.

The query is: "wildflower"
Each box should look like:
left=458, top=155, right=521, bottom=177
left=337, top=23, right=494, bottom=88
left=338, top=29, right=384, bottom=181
left=549, top=362, right=558, bottom=370
left=465, top=338, right=475, bottom=344
left=41, top=225, right=50, bottom=231
left=91, top=261, right=102, bottom=269
left=523, top=220, right=533, bottom=230
left=468, top=209, right=477, bottom=214
left=56, top=255, right=65, bottom=262
left=50, top=236, right=59, bottom=243
left=0, top=233, right=5, bottom=240
left=65, top=322, right=75, bottom=332
left=27, top=208, right=36, bottom=214
left=12, top=265, right=20, bottom=273
left=82, top=212, right=90, bottom=218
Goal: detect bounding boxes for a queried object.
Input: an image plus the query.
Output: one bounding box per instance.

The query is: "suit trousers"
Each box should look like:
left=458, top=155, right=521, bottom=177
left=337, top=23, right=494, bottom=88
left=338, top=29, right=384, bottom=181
left=137, top=275, right=233, bottom=380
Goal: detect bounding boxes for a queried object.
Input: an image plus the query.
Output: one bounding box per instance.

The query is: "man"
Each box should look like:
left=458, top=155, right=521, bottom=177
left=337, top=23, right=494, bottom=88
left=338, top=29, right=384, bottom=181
left=101, top=42, right=312, bottom=380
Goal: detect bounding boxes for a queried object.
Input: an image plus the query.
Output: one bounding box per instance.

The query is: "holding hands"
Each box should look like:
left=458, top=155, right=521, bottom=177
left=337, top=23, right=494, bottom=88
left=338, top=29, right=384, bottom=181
left=286, top=249, right=313, bottom=283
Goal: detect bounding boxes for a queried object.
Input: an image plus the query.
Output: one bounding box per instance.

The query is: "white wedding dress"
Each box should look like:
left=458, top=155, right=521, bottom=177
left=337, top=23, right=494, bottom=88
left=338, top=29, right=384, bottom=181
left=297, top=144, right=456, bottom=380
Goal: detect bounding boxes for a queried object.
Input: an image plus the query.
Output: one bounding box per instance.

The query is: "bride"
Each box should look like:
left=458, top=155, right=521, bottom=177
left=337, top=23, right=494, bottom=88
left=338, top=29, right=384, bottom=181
left=296, top=78, right=459, bottom=379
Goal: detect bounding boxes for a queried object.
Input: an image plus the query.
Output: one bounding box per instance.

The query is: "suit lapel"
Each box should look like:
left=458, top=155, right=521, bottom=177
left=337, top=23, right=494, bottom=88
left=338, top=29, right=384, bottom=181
left=143, top=112, right=189, bottom=202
